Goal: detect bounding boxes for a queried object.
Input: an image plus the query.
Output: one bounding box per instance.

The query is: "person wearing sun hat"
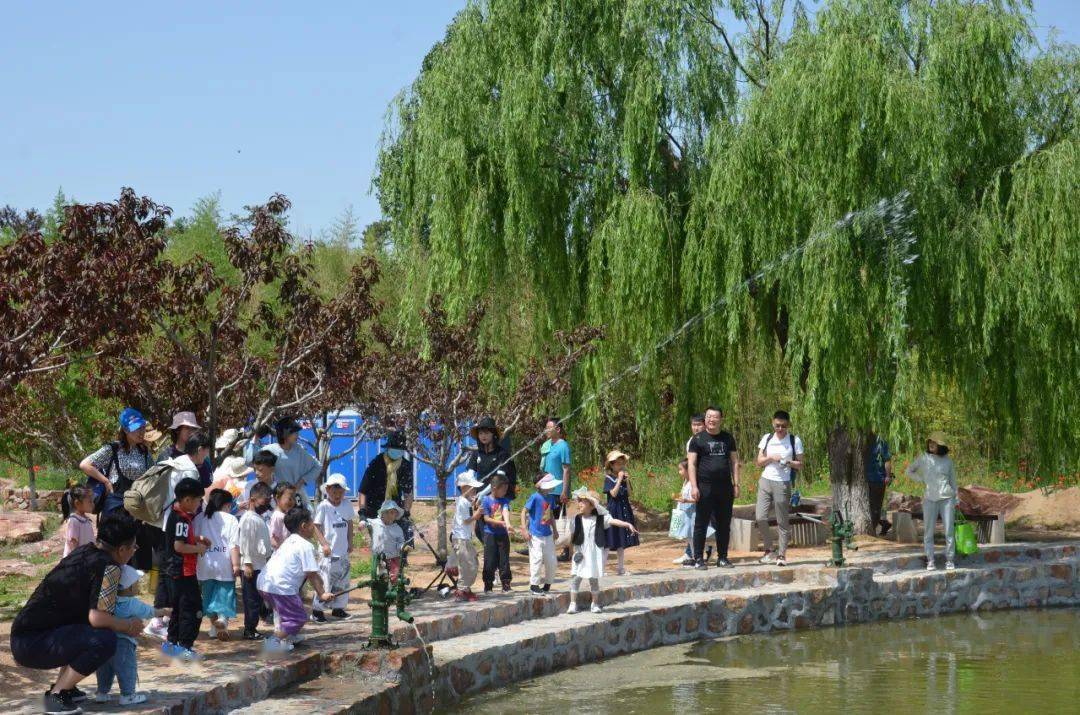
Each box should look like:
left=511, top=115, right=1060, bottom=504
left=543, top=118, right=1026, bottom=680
left=448, top=470, right=484, bottom=601
left=520, top=472, right=563, bottom=595
left=905, top=431, right=959, bottom=571
left=559, top=486, right=637, bottom=614
left=603, top=450, right=640, bottom=576
left=311, top=473, right=356, bottom=621
left=157, top=411, right=213, bottom=488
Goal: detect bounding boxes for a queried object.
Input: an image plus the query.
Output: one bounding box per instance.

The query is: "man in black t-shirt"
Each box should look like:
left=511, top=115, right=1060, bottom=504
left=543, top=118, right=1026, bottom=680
left=687, top=405, right=741, bottom=569
left=12, top=511, right=144, bottom=715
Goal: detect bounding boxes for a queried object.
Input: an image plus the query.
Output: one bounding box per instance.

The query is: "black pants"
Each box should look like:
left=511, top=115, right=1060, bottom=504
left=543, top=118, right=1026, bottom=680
left=11, top=624, right=117, bottom=677
left=167, top=575, right=203, bottom=649
left=869, top=481, right=889, bottom=532
left=693, top=480, right=733, bottom=561
left=482, top=532, right=511, bottom=587
left=241, top=571, right=268, bottom=632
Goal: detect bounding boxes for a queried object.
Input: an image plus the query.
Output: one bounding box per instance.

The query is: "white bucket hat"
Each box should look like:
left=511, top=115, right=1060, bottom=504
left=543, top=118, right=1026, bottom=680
left=379, top=499, right=403, bottom=519
left=214, top=456, right=251, bottom=481
left=325, top=473, right=350, bottom=492
left=169, top=411, right=201, bottom=430
left=537, top=474, right=563, bottom=492
left=215, top=428, right=239, bottom=451
left=456, top=470, right=484, bottom=490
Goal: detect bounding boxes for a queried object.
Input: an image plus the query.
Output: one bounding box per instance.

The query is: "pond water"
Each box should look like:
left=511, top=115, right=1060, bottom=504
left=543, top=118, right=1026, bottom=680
left=452, top=609, right=1080, bottom=714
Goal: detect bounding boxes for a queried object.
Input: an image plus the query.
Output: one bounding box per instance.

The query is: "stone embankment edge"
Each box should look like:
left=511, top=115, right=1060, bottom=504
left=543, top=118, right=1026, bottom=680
left=327, top=544, right=1080, bottom=714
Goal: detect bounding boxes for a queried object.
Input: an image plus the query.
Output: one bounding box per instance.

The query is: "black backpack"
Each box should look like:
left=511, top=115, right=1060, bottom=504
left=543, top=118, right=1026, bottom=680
left=763, top=433, right=800, bottom=484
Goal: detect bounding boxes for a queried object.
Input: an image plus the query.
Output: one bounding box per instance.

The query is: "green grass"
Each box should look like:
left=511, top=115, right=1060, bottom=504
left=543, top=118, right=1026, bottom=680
left=0, top=574, right=37, bottom=618
left=349, top=555, right=374, bottom=580
left=0, top=460, right=74, bottom=491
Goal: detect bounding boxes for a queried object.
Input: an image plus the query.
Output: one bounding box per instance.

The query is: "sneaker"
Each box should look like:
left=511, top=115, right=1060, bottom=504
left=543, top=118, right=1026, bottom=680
left=331, top=609, right=351, bottom=619
left=93, top=693, right=111, bottom=704
left=207, top=622, right=217, bottom=639
left=311, top=610, right=328, bottom=623
left=176, top=647, right=201, bottom=662
left=118, top=693, right=148, bottom=706
left=213, top=617, right=230, bottom=640
left=62, top=687, right=88, bottom=703
left=161, top=642, right=181, bottom=658
left=483, top=584, right=493, bottom=593
left=945, top=561, right=956, bottom=571
left=42, top=690, right=81, bottom=715
left=694, top=559, right=708, bottom=570
left=590, top=603, right=603, bottom=614
left=501, top=583, right=512, bottom=593
left=242, top=630, right=265, bottom=641
left=776, top=557, right=787, bottom=567
left=264, top=636, right=294, bottom=654
left=452, top=589, right=468, bottom=601
left=673, top=555, right=690, bottom=564
left=542, top=584, right=551, bottom=593
left=681, top=559, right=697, bottom=569
left=717, top=558, right=734, bottom=569
left=567, top=602, right=579, bottom=614
left=464, top=591, right=479, bottom=602
left=926, top=563, right=936, bottom=572
left=705, top=547, right=714, bottom=562
left=143, top=620, right=168, bottom=641
left=758, top=552, right=777, bottom=565
left=530, top=585, right=543, bottom=596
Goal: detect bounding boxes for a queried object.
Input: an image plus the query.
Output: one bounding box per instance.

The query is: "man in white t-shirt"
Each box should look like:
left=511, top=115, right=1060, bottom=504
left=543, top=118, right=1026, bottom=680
left=311, top=473, right=356, bottom=621
left=754, top=410, right=805, bottom=566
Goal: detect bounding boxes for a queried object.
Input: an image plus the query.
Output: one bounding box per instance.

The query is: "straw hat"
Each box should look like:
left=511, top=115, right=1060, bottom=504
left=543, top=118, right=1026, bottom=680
left=927, top=431, right=949, bottom=448
left=605, top=450, right=630, bottom=466
left=144, top=424, right=163, bottom=444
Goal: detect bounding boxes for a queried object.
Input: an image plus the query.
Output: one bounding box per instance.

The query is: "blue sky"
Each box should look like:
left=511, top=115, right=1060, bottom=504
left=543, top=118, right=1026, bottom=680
left=2, top=1, right=1076, bottom=237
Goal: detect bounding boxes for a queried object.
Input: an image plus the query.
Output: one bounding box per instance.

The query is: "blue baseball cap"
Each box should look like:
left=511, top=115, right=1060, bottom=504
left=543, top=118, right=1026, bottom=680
left=119, top=407, right=147, bottom=433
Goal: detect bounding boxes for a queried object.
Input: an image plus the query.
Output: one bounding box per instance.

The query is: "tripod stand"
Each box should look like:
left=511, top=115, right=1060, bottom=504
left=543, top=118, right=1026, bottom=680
left=410, top=526, right=458, bottom=599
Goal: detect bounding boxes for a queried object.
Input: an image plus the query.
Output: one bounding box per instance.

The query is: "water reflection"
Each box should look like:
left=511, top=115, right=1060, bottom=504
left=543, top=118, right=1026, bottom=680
left=451, top=609, right=1080, bottom=714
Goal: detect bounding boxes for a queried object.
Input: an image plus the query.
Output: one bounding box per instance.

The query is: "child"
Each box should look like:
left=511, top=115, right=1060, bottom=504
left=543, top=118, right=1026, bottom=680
left=163, top=477, right=210, bottom=660
left=240, top=449, right=278, bottom=510
left=93, top=566, right=168, bottom=705
left=196, top=488, right=241, bottom=641
left=311, top=473, right=355, bottom=621
left=449, top=471, right=484, bottom=601
left=561, top=487, right=638, bottom=614
left=62, top=484, right=96, bottom=557
left=521, top=473, right=562, bottom=595
left=269, top=483, right=297, bottom=549
left=603, top=451, right=640, bottom=576
left=258, top=507, right=335, bottom=653
left=481, top=472, right=515, bottom=592
left=364, top=500, right=406, bottom=584
left=673, top=458, right=697, bottom=567
left=238, top=480, right=274, bottom=640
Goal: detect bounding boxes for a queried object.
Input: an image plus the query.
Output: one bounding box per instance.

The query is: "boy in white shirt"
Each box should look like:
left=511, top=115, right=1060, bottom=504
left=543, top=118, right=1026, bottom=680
left=257, top=507, right=334, bottom=654
left=362, top=500, right=406, bottom=584
left=448, top=471, right=484, bottom=602
left=239, top=481, right=274, bottom=640
left=754, top=410, right=805, bottom=567
left=311, top=473, right=355, bottom=622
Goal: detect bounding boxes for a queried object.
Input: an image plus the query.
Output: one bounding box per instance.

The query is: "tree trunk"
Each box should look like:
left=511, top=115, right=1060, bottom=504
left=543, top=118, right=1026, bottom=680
left=826, top=426, right=873, bottom=534
left=27, top=449, right=38, bottom=511
left=436, top=470, right=449, bottom=560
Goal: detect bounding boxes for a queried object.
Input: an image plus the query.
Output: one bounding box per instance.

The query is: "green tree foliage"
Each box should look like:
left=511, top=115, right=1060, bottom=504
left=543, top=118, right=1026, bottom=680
left=377, top=0, right=1079, bottom=530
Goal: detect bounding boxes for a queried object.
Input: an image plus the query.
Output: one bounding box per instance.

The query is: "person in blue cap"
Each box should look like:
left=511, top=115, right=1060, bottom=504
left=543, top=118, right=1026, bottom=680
left=80, top=408, right=154, bottom=516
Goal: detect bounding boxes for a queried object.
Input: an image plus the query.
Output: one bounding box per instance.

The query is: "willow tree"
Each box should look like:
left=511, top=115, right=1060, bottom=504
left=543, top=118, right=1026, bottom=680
left=378, top=0, right=1078, bottom=530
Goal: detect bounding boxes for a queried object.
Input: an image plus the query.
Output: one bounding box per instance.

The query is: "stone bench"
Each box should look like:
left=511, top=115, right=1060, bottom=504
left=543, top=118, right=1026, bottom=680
left=889, top=510, right=1006, bottom=545
left=729, top=514, right=828, bottom=553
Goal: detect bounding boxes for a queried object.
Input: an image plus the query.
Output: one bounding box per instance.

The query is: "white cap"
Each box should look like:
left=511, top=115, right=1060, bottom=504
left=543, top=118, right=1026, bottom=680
left=456, top=470, right=484, bottom=490
left=120, top=565, right=144, bottom=590
left=325, top=473, right=349, bottom=491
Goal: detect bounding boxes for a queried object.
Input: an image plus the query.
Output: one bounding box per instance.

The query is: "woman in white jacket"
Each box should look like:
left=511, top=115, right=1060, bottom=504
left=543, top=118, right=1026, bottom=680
left=905, top=431, right=958, bottom=571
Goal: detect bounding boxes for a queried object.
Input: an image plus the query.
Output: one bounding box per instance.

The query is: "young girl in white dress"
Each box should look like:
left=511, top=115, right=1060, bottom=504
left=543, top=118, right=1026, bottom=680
left=561, top=487, right=638, bottom=614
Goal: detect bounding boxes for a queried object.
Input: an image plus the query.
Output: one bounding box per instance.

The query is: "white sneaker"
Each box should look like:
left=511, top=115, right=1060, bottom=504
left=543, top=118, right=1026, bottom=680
left=758, top=552, right=777, bottom=565
left=776, top=557, right=787, bottom=567
left=590, top=603, right=603, bottom=614
left=945, top=561, right=956, bottom=571
left=926, top=563, right=936, bottom=572
left=264, top=636, right=294, bottom=654
left=119, top=693, right=148, bottom=705
left=143, top=620, right=168, bottom=641
left=567, top=602, right=579, bottom=614
left=207, top=622, right=217, bottom=639
left=94, top=693, right=111, bottom=703
left=672, top=556, right=688, bottom=564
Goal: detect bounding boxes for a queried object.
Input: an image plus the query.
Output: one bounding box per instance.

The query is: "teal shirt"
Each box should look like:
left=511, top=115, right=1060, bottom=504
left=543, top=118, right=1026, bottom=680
left=543, top=439, right=571, bottom=508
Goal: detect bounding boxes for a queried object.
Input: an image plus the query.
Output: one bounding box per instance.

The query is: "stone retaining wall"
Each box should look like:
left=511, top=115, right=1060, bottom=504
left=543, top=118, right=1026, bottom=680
left=339, top=544, right=1080, bottom=713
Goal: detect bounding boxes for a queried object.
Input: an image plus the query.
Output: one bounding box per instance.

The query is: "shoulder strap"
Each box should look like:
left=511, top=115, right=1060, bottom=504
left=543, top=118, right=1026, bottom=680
left=763, top=434, right=772, bottom=451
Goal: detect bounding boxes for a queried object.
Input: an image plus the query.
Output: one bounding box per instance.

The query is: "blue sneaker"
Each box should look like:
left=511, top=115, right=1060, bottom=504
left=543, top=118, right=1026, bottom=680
left=175, top=647, right=201, bottom=662
left=161, top=642, right=180, bottom=658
